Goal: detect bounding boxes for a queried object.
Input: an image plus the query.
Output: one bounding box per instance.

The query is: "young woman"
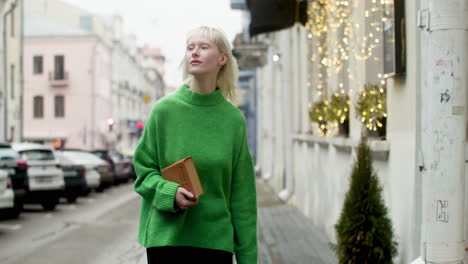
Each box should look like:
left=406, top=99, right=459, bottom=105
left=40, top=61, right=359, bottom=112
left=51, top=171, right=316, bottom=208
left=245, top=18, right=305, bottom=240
left=133, top=26, right=258, bottom=264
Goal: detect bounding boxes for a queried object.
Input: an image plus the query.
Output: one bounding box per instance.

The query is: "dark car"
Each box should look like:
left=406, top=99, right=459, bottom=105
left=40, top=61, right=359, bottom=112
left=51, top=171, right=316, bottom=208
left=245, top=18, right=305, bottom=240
left=119, top=152, right=136, bottom=180
left=0, top=143, right=28, bottom=218
left=90, top=150, right=130, bottom=184
left=59, top=150, right=113, bottom=193
left=55, top=153, right=87, bottom=203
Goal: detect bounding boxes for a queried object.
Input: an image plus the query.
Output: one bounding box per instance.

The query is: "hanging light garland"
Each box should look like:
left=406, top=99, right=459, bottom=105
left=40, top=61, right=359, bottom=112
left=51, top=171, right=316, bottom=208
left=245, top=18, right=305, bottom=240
left=306, top=0, right=389, bottom=136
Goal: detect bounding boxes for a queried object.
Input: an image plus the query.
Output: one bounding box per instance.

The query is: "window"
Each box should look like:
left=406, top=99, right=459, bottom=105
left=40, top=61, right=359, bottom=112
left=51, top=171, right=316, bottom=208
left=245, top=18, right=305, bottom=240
left=10, top=64, right=14, bottom=99
left=54, top=55, right=65, bottom=80
left=33, top=96, right=44, bottom=118
left=0, top=146, right=20, bottom=160
left=20, top=150, right=54, bottom=161
left=33, top=56, right=43, bottom=74
left=54, top=95, right=65, bottom=117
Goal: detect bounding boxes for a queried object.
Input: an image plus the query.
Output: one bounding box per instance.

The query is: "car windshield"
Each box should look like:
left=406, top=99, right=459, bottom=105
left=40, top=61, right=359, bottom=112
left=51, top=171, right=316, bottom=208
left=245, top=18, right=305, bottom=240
left=56, top=153, right=73, bottom=164
left=21, top=150, right=55, bottom=161
left=92, top=151, right=105, bottom=159
left=0, top=146, right=19, bottom=160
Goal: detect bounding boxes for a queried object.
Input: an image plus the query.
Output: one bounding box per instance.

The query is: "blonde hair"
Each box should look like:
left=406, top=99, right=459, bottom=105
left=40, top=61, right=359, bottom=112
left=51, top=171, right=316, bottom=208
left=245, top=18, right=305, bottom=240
left=182, top=26, right=238, bottom=102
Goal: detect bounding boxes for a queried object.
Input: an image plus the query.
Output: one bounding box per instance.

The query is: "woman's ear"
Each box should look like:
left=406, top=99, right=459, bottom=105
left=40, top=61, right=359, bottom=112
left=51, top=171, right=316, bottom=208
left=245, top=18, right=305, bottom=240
left=219, top=53, right=228, bottom=66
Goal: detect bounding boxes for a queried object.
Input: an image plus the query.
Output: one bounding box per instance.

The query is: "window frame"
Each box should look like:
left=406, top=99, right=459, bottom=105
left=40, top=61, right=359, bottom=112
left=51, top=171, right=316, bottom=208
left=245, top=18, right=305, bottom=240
left=54, top=95, right=65, bottom=118
left=33, top=95, right=44, bottom=118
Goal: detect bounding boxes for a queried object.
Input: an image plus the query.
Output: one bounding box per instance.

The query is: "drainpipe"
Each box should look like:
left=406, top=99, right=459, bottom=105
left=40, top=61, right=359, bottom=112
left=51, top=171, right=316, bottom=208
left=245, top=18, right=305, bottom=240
left=278, top=26, right=297, bottom=201
left=3, top=0, right=18, bottom=142
left=1, top=1, right=6, bottom=142
left=90, top=40, right=98, bottom=149
left=19, top=0, right=23, bottom=142
left=412, top=0, right=467, bottom=263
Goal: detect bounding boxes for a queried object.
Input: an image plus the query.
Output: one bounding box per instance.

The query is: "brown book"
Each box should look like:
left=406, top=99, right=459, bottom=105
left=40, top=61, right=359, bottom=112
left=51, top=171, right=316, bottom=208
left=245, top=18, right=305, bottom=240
left=161, top=156, right=204, bottom=198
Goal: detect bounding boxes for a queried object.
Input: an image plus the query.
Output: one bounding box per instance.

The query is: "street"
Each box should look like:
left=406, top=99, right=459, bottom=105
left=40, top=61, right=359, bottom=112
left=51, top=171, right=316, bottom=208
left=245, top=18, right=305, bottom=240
left=0, top=183, right=145, bottom=264
left=0, top=179, right=336, bottom=264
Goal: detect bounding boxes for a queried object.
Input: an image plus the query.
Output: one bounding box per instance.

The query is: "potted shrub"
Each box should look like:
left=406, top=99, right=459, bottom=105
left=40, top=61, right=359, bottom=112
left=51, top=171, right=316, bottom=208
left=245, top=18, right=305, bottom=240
left=334, top=139, right=398, bottom=263
left=356, top=83, right=387, bottom=139
left=329, top=93, right=350, bottom=137
left=309, top=98, right=331, bottom=136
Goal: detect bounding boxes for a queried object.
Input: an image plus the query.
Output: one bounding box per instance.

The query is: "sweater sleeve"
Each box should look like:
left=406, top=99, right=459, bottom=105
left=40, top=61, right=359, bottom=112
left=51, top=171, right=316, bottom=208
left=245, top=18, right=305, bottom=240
left=133, top=108, right=181, bottom=213
left=231, top=123, right=258, bottom=264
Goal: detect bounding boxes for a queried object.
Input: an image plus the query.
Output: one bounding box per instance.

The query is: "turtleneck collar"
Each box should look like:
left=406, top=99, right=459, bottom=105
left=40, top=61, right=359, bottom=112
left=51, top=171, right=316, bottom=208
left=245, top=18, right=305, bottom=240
left=176, top=84, right=225, bottom=106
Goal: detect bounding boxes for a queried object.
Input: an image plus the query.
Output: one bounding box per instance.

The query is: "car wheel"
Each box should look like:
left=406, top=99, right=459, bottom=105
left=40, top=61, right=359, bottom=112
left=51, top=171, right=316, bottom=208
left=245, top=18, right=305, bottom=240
left=42, top=199, right=58, bottom=211
left=11, top=200, right=23, bottom=218
left=6, top=207, right=21, bottom=219
left=66, top=195, right=77, bottom=203
left=81, top=188, right=91, bottom=196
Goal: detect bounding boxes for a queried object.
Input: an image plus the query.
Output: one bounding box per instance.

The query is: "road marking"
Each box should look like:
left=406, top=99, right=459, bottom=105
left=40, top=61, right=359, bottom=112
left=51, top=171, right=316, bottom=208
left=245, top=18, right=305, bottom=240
left=0, top=223, right=22, bottom=230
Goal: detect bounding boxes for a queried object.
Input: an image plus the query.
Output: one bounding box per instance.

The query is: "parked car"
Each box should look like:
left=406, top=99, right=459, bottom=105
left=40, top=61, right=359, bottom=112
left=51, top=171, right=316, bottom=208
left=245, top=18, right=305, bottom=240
left=0, top=143, right=27, bottom=218
left=90, top=150, right=130, bottom=184
left=119, top=150, right=136, bottom=180
left=78, top=152, right=113, bottom=192
left=12, top=143, right=64, bottom=211
left=0, top=170, right=15, bottom=218
left=55, top=152, right=87, bottom=203
left=58, top=150, right=110, bottom=193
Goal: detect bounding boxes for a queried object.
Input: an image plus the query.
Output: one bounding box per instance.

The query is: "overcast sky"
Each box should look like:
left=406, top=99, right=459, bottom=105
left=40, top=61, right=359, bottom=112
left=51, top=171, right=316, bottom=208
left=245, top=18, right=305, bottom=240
left=63, top=0, right=243, bottom=87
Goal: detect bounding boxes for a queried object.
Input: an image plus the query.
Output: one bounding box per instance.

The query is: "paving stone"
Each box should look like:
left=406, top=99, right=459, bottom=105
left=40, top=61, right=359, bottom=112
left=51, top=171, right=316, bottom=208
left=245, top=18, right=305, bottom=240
left=256, top=178, right=337, bottom=264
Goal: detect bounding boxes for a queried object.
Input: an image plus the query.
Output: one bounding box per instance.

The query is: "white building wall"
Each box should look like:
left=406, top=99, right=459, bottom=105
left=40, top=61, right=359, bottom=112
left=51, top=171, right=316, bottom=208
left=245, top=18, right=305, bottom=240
left=111, top=31, right=148, bottom=153
left=256, top=1, right=421, bottom=263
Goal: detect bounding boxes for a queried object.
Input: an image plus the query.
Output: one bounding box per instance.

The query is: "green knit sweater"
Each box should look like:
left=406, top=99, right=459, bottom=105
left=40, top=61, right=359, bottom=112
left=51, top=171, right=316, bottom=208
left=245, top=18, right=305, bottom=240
left=133, top=84, right=257, bottom=264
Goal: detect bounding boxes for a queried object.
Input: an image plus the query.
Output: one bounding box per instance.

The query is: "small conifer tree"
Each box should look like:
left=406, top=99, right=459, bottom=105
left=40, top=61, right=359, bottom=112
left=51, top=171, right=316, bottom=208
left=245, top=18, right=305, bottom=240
left=334, top=139, right=397, bottom=263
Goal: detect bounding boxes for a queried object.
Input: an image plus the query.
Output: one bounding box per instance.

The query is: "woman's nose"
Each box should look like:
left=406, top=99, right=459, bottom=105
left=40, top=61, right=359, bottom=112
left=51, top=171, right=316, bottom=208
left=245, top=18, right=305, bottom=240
left=191, top=47, right=200, bottom=57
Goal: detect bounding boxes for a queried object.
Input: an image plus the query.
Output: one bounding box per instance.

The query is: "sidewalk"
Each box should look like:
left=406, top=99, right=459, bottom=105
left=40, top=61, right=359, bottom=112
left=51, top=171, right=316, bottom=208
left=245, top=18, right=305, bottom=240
left=256, top=178, right=337, bottom=264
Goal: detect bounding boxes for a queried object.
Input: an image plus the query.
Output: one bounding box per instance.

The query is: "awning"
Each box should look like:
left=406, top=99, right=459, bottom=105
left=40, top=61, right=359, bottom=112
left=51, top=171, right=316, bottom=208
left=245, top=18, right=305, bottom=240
left=247, top=0, right=308, bottom=36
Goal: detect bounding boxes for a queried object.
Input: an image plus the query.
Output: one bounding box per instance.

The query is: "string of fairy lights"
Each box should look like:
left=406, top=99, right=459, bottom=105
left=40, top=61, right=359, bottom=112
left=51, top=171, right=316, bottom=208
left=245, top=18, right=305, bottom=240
left=306, top=0, right=390, bottom=136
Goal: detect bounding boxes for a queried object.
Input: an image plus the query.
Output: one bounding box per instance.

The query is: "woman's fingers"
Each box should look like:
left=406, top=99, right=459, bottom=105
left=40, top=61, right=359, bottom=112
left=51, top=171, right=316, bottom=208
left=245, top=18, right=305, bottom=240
left=180, top=188, right=195, bottom=200
left=176, top=187, right=198, bottom=210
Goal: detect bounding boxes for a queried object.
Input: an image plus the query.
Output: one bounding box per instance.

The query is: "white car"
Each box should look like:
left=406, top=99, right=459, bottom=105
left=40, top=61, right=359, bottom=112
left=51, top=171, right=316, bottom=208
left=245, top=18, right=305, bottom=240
left=56, top=150, right=102, bottom=191
left=0, top=170, right=14, bottom=210
left=12, top=143, right=65, bottom=211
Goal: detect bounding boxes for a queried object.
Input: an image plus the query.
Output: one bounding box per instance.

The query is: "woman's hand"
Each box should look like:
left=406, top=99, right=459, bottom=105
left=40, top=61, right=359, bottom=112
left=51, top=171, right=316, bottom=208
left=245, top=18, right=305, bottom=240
left=175, top=187, right=198, bottom=210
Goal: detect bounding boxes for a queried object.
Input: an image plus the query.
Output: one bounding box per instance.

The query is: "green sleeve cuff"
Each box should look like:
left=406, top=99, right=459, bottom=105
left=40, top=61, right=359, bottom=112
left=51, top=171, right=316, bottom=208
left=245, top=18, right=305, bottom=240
left=154, top=181, right=180, bottom=213
left=235, top=254, right=257, bottom=264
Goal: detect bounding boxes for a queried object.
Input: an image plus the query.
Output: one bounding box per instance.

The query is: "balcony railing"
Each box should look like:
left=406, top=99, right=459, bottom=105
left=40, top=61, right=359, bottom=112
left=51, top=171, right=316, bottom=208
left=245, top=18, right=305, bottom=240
left=49, top=71, right=69, bottom=87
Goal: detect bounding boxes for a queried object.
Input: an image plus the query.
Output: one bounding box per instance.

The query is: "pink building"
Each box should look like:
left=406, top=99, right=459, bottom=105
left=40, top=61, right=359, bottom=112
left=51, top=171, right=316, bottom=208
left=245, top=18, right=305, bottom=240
left=23, top=12, right=112, bottom=150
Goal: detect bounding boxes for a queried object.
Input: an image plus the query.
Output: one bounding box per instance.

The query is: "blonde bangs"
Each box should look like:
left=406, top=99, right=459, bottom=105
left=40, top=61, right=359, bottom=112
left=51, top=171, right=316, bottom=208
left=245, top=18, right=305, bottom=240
left=182, top=26, right=239, bottom=103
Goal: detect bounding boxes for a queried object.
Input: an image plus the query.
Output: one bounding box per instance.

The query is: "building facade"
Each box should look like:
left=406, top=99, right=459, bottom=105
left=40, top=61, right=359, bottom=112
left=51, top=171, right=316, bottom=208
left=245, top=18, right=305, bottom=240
left=23, top=11, right=112, bottom=149
left=22, top=0, right=166, bottom=152
left=237, top=0, right=433, bottom=263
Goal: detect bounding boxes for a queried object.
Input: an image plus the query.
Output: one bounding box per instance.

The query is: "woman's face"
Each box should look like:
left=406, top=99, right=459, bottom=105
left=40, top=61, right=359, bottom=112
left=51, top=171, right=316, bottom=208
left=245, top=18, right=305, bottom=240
left=185, top=35, right=226, bottom=77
